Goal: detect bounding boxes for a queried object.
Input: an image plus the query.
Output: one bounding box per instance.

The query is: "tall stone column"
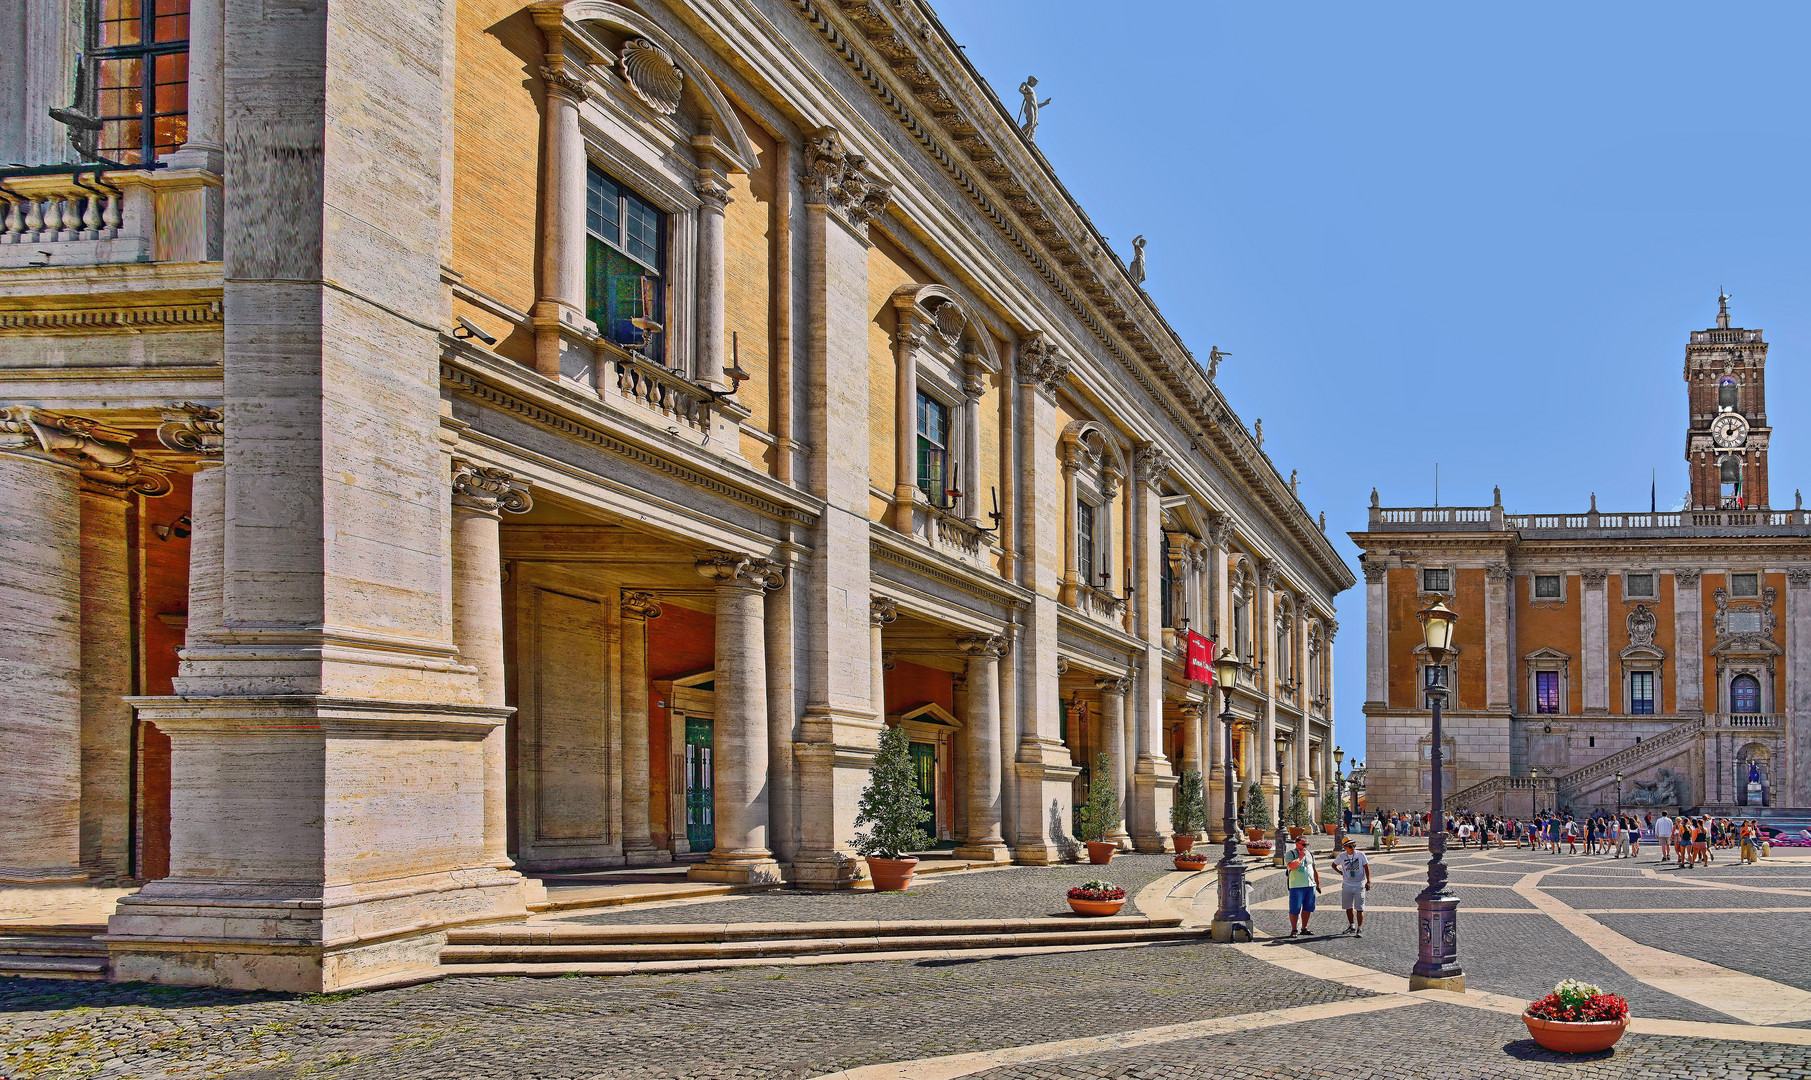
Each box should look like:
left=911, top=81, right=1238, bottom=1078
left=1582, top=568, right=1610, bottom=713
left=1179, top=701, right=1206, bottom=838
left=449, top=461, right=531, bottom=871
left=1674, top=569, right=1703, bottom=713
left=1485, top=564, right=1511, bottom=709
left=1205, top=515, right=1233, bottom=825
left=691, top=553, right=784, bottom=884
left=891, top=313, right=923, bottom=528
left=0, top=448, right=84, bottom=883
left=619, top=590, right=666, bottom=865
left=790, top=128, right=888, bottom=888
left=694, top=174, right=732, bottom=386
left=954, top=634, right=1010, bottom=860
left=1096, top=677, right=1132, bottom=847
left=1296, top=611, right=1312, bottom=812
left=1364, top=561, right=1388, bottom=705
left=1258, top=561, right=1281, bottom=819
left=1129, top=445, right=1175, bottom=852
left=1011, top=333, right=1076, bottom=865
left=870, top=598, right=896, bottom=725
left=526, top=21, right=592, bottom=379
left=1786, top=567, right=1811, bottom=806
left=79, top=480, right=136, bottom=882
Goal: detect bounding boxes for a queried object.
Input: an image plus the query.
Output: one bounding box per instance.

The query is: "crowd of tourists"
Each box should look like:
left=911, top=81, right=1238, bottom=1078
left=1354, top=807, right=1780, bottom=865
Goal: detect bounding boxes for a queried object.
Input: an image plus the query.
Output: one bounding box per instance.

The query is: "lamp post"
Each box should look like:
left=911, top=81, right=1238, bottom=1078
left=1210, top=647, right=1253, bottom=942
left=1333, top=746, right=1346, bottom=849
left=1613, top=772, right=1623, bottom=817
left=1529, top=768, right=1540, bottom=820
left=1273, top=734, right=1289, bottom=867
left=1411, top=599, right=1464, bottom=992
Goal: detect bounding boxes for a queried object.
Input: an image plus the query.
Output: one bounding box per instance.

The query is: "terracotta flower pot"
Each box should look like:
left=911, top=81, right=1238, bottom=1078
left=1244, top=827, right=1269, bottom=843
left=865, top=856, right=919, bottom=893
left=1084, top=840, right=1117, bottom=865
left=1287, top=826, right=1307, bottom=841
left=1522, top=1012, right=1628, bottom=1054
left=1323, top=824, right=1338, bottom=835
left=1174, top=854, right=1209, bottom=872
left=1068, top=896, right=1126, bottom=917
left=1172, top=834, right=1196, bottom=853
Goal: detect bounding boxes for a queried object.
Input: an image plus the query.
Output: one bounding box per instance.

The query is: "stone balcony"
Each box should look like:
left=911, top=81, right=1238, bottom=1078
left=0, top=166, right=221, bottom=269
left=1367, top=503, right=1811, bottom=538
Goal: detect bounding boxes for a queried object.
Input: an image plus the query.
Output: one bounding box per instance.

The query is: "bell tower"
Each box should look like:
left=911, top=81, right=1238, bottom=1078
left=1686, top=292, right=1770, bottom=510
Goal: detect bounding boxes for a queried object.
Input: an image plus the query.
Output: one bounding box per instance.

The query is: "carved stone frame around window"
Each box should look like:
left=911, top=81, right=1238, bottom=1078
left=1524, top=647, right=1571, bottom=717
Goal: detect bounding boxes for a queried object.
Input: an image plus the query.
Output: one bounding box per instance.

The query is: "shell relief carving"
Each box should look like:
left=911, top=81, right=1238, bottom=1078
left=620, top=38, right=684, bottom=116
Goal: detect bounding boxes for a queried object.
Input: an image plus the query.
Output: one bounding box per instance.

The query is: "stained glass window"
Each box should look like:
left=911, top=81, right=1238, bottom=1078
left=93, top=0, right=190, bottom=164
left=586, top=165, right=666, bottom=361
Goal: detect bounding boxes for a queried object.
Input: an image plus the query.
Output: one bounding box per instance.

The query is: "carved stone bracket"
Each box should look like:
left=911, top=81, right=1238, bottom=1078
left=1015, top=331, right=1069, bottom=393
left=156, top=402, right=224, bottom=457
left=956, top=632, right=1008, bottom=659
left=697, top=550, right=786, bottom=592
left=870, top=596, right=899, bottom=626
left=451, top=459, right=532, bottom=516
left=802, top=125, right=893, bottom=238
left=0, top=406, right=171, bottom=495
left=1094, top=675, right=1132, bottom=697
left=621, top=590, right=663, bottom=620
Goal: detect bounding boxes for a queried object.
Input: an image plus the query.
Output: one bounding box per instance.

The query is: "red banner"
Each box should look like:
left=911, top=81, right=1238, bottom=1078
left=1184, top=630, right=1214, bottom=684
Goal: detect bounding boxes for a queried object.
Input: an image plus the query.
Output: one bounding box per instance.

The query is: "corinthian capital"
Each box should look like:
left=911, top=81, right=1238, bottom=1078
left=1134, top=444, right=1172, bottom=488
left=956, top=632, right=1009, bottom=659
left=1094, top=675, right=1133, bottom=697
left=802, top=126, right=893, bottom=239
left=1362, top=561, right=1388, bottom=584
left=539, top=63, right=588, bottom=103
left=1674, top=568, right=1702, bottom=588
left=1580, top=568, right=1610, bottom=589
left=697, top=550, right=786, bottom=592
left=452, top=459, right=532, bottom=515
left=695, top=174, right=733, bottom=213
left=157, top=402, right=224, bottom=457
left=1016, top=331, right=1069, bottom=393
left=0, top=406, right=171, bottom=495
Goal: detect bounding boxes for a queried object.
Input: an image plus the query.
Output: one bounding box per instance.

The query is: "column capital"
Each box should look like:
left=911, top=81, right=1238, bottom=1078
left=156, top=402, right=225, bottom=457
left=452, top=459, right=532, bottom=515
left=1324, top=618, right=1338, bottom=643
left=621, top=590, right=663, bottom=620
left=1788, top=567, right=1811, bottom=591
left=1580, top=568, right=1610, bottom=589
left=1258, top=559, right=1279, bottom=590
left=802, top=125, right=893, bottom=239
left=956, top=633, right=1008, bottom=659
left=1133, top=444, right=1172, bottom=489
left=1362, top=560, right=1387, bottom=584
left=1094, top=675, right=1132, bottom=697
left=1015, top=331, right=1069, bottom=394
left=695, top=174, right=733, bottom=213
left=696, top=551, right=785, bottom=592
left=1177, top=701, right=1208, bottom=721
left=870, top=596, right=899, bottom=626
left=1485, top=562, right=1511, bottom=583
left=1674, top=568, right=1702, bottom=588
left=1, top=406, right=171, bottom=495
left=538, top=63, right=588, bottom=104
left=1207, top=511, right=1235, bottom=548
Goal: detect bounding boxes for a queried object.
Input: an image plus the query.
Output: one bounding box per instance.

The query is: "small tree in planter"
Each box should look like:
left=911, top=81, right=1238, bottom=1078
left=1170, top=768, right=1206, bottom=851
left=1284, top=784, right=1313, bottom=837
left=854, top=724, right=933, bottom=891
left=1075, top=753, right=1121, bottom=863
left=1319, top=785, right=1341, bottom=833
left=1241, top=781, right=1272, bottom=853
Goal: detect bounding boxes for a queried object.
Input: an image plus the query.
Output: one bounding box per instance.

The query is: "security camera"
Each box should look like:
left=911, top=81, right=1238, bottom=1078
left=452, top=317, right=497, bottom=346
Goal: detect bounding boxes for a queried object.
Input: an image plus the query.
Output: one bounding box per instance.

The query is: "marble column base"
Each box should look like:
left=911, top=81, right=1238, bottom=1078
left=952, top=840, right=1012, bottom=862
left=790, top=854, right=861, bottom=890
left=687, top=853, right=782, bottom=885
left=623, top=844, right=673, bottom=868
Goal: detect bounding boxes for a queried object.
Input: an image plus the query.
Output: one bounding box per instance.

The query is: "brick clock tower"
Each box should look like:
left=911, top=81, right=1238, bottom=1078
left=1687, top=292, right=1771, bottom=510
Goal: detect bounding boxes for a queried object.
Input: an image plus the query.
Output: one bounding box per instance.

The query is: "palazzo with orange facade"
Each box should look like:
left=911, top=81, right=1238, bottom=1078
left=0, top=0, right=1349, bottom=990
left=1355, top=298, right=1809, bottom=820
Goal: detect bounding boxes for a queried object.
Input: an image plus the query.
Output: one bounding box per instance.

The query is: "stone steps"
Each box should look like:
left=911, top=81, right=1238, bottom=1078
left=441, top=915, right=1196, bottom=975
left=0, top=926, right=109, bottom=981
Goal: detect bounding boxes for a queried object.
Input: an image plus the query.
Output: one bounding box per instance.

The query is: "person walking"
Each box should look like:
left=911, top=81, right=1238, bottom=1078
left=1286, top=836, right=1322, bottom=937
left=1655, top=812, right=1674, bottom=865
left=1334, top=837, right=1371, bottom=937
left=1617, top=815, right=1633, bottom=859
left=1629, top=815, right=1640, bottom=858
left=1740, top=820, right=1759, bottom=865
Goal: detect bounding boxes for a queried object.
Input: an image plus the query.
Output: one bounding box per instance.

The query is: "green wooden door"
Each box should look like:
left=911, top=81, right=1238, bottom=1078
left=684, top=717, right=714, bottom=852
left=909, top=740, right=936, bottom=838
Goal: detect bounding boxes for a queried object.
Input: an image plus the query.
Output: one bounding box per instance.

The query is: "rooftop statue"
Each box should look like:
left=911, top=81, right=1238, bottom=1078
left=1017, top=76, right=1051, bottom=141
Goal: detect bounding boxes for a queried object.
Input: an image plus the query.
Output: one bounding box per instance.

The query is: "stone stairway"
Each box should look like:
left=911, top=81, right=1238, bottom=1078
left=0, top=924, right=109, bottom=980
left=1556, top=717, right=1703, bottom=806
left=440, top=915, right=1197, bottom=976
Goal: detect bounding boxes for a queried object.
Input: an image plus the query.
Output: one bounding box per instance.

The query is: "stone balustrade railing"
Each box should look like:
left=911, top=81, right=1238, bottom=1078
left=0, top=167, right=220, bottom=268
left=1713, top=713, right=1783, bottom=730
left=1370, top=504, right=1811, bottom=535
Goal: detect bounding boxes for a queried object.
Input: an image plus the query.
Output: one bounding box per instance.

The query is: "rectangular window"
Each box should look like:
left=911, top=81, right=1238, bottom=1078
left=1535, top=670, right=1559, bottom=714
left=1625, top=573, right=1655, bottom=599
left=1731, top=573, right=1760, bottom=598
left=1159, top=536, right=1175, bottom=629
left=93, top=0, right=190, bottom=165
left=1075, top=501, right=1096, bottom=586
left=1630, top=671, right=1654, bottom=714
left=1422, top=568, right=1451, bottom=592
left=915, top=392, right=949, bottom=505
left=1233, top=601, right=1247, bottom=661
left=1534, top=575, right=1562, bottom=599
left=586, top=165, right=667, bottom=361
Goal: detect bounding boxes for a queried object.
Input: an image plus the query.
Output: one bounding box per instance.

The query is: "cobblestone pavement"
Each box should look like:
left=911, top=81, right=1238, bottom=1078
left=567, top=855, right=1178, bottom=925
left=964, top=1001, right=1811, bottom=1079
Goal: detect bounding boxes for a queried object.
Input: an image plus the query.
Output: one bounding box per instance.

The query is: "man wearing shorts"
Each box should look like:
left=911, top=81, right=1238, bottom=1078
left=1655, top=813, right=1674, bottom=864
left=1285, top=837, right=1322, bottom=937
left=1333, top=837, right=1370, bottom=937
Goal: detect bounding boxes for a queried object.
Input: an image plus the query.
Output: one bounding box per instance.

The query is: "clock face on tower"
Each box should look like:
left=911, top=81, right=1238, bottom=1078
left=1711, top=412, right=1750, bottom=448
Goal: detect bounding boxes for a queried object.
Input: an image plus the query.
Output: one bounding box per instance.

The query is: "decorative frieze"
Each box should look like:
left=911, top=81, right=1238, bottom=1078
left=451, top=459, right=532, bottom=515
left=802, top=126, right=894, bottom=238
left=0, top=300, right=222, bottom=334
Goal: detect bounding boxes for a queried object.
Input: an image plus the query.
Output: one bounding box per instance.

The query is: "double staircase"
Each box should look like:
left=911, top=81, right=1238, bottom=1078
left=1450, top=716, right=1705, bottom=813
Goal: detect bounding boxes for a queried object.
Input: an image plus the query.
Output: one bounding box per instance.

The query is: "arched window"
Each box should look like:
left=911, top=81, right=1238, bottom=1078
left=1730, top=674, right=1761, bottom=714
left=1719, top=377, right=1739, bottom=411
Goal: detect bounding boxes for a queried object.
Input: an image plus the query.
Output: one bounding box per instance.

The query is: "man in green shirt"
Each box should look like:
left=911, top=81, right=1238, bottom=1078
left=1285, top=836, right=1322, bottom=936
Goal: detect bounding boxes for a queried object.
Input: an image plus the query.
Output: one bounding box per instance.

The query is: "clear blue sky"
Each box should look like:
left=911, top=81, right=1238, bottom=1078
left=934, top=1, right=1811, bottom=765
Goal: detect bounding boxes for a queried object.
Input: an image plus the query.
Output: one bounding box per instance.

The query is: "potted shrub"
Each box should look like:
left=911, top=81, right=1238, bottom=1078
left=1075, top=753, right=1122, bottom=864
left=1171, top=768, right=1206, bottom=853
left=1067, top=879, right=1127, bottom=917
left=853, top=724, right=934, bottom=892
left=1284, top=784, right=1312, bottom=841
left=1320, top=786, right=1341, bottom=835
left=1523, top=979, right=1630, bottom=1054
left=1173, top=848, right=1209, bottom=872
left=1242, top=782, right=1273, bottom=856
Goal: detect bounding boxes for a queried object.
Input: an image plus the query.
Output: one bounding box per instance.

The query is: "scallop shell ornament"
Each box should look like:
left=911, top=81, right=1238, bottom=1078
left=621, top=38, right=684, bottom=116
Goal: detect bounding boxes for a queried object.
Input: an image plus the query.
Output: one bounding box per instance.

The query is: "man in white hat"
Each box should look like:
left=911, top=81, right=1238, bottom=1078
left=1333, top=836, right=1371, bottom=937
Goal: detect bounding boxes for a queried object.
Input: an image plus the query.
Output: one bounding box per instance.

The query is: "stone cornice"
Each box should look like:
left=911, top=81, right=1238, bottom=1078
left=0, top=298, right=221, bottom=334
left=789, top=0, right=1352, bottom=596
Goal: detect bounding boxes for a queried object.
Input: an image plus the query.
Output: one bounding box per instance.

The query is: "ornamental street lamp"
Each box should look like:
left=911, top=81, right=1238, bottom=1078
left=1333, top=746, right=1347, bottom=849
left=1411, top=599, right=1464, bottom=992
left=1614, top=771, right=1623, bottom=817
left=1210, top=647, right=1253, bottom=942
left=1530, top=768, right=1540, bottom=819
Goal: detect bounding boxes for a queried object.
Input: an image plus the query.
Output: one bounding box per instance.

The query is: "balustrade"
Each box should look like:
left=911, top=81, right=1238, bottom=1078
left=0, top=168, right=219, bottom=267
